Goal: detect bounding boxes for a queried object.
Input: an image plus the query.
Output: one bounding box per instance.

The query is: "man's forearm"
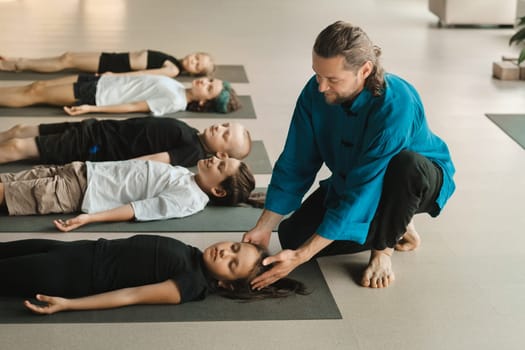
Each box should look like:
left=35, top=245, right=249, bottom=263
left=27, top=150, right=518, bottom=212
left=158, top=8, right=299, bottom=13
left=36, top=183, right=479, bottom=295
left=255, top=209, right=284, bottom=232
left=296, top=233, right=333, bottom=262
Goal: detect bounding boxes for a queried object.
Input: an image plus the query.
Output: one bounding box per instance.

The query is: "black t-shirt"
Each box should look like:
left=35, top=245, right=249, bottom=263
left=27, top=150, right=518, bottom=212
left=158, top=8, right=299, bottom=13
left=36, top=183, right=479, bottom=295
left=37, top=117, right=207, bottom=166
left=146, top=50, right=184, bottom=72
left=92, top=235, right=216, bottom=303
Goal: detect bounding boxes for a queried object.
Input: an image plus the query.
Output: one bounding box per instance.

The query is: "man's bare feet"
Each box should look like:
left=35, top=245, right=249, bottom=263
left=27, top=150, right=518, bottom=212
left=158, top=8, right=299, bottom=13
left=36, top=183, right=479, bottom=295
left=360, top=248, right=395, bottom=288
left=395, top=219, right=421, bottom=251
left=0, top=57, right=17, bottom=72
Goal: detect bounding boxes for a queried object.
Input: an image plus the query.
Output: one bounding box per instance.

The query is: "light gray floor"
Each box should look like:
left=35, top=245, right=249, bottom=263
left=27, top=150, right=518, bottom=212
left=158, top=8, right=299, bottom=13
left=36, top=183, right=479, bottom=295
left=1, top=0, right=525, bottom=349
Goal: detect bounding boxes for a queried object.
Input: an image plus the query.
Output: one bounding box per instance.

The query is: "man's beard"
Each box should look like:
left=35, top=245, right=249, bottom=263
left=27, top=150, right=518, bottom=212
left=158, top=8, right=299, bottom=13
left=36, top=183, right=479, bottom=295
left=324, top=92, right=359, bottom=105
left=323, top=92, right=353, bottom=105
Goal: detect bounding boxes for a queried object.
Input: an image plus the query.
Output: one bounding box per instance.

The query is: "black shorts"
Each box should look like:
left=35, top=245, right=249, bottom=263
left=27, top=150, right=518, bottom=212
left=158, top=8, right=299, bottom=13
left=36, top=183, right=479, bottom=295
left=73, top=74, right=100, bottom=105
left=98, top=52, right=131, bottom=73
left=36, top=119, right=102, bottom=163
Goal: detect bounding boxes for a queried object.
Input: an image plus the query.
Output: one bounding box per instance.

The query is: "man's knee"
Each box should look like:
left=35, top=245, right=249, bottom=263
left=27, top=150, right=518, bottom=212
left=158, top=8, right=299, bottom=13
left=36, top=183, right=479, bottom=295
left=388, top=150, right=419, bottom=171
left=385, top=150, right=431, bottom=182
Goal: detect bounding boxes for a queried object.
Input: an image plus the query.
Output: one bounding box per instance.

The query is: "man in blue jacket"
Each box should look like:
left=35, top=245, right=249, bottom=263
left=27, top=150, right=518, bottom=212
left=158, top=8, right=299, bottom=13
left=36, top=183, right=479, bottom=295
left=243, top=21, right=455, bottom=289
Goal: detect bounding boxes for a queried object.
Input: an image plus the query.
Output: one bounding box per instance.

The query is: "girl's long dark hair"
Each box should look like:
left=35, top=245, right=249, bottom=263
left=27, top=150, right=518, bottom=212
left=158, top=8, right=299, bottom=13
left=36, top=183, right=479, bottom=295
left=216, top=244, right=309, bottom=301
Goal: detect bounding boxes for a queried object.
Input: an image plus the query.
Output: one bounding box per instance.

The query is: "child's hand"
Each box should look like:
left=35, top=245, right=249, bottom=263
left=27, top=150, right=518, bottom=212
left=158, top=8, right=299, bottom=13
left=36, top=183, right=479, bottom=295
left=64, top=105, right=92, bottom=116
left=24, top=294, right=69, bottom=315
left=54, top=214, right=90, bottom=232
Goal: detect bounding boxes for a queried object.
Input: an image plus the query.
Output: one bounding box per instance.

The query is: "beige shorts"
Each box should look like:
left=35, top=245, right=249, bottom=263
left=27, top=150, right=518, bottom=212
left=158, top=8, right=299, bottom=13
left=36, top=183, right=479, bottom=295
left=0, top=162, right=87, bottom=216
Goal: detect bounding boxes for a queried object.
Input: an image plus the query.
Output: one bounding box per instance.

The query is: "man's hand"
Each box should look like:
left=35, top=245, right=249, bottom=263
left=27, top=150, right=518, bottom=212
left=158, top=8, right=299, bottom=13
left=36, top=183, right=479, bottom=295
left=24, top=294, right=70, bottom=315
left=64, top=105, right=92, bottom=116
left=250, top=249, right=304, bottom=290
left=53, top=214, right=90, bottom=232
left=242, top=227, right=272, bottom=248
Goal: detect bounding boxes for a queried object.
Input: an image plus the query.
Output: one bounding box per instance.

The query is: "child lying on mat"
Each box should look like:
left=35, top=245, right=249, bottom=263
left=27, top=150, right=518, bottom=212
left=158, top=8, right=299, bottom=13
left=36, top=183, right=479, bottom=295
left=0, top=74, right=240, bottom=116
left=0, top=234, right=307, bottom=314
left=0, top=50, right=214, bottom=77
left=0, top=117, right=251, bottom=167
left=0, top=156, right=263, bottom=232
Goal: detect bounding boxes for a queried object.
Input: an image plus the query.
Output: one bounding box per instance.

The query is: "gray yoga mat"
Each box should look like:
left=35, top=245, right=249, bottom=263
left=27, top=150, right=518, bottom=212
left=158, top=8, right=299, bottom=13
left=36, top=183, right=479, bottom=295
left=0, top=65, right=249, bottom=83
left=0, top=95, right=256, bottom=119
left=0, top=201, right=264, bottom=233
left=0, top=260, right=341, bottom=323
left=486, top=114, right=525, bottom=150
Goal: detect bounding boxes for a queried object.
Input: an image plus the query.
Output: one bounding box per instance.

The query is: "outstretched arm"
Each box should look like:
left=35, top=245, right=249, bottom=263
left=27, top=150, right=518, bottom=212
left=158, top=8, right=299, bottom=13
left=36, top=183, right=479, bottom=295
left=133, top=152, right=170, bottom=164
left=54, top=204, right=135, bottom=232
left=101, top=65, right=180, bottom=78
left=250, top=233, right=333, bottom=290
left=24, top=279, right=181, bottom=315
left=64, top=101, right=150, bottom=116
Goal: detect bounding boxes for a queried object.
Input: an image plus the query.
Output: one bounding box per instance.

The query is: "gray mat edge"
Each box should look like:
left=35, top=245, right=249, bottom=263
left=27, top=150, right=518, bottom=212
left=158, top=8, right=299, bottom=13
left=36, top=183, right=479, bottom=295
left=485, top=113, right=525, bottom=150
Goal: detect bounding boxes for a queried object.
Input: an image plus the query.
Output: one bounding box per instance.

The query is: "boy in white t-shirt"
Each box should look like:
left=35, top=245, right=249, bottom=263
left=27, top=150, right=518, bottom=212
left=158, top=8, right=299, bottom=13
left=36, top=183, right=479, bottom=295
left=0, top=156, right=262, bottom=232
left=0, top=74, right=240, bottom=116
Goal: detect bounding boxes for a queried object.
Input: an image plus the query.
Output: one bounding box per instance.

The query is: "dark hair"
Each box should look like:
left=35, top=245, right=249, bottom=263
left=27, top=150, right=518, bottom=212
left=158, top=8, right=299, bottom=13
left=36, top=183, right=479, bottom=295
left=313, top=20, right=385, bottom=96
left=217, top=244, right=309, bottom=301
left=208, top=162, right=265, bottom=208
left=186, top=86, right=242, bottom=113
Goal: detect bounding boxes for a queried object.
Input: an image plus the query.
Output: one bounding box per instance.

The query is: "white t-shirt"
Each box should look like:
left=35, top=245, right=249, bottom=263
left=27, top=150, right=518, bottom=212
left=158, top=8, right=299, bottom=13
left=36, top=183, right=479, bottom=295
left=81, top=160, right=209, bottom=221
left=96, top=75, right=187, bottom=116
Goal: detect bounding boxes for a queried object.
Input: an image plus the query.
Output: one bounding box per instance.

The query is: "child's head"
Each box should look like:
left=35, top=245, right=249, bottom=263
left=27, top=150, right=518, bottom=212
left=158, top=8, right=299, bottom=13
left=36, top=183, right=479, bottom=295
left=200, top=122, right=252, bottom=160
left=194, top=156, right=255, bottom=206
left=202, top=241, right=308, bottom=300
left=186, top=78, right=241, bottom=114
left=181, top=52, right=215, bottom=76
left=202, top=241, right=262, bottom=282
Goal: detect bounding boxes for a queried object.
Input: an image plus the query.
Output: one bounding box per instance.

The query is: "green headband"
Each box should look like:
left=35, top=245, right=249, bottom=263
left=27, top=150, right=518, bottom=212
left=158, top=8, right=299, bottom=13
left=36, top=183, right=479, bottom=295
left=215, top=81, right=232, bottom=113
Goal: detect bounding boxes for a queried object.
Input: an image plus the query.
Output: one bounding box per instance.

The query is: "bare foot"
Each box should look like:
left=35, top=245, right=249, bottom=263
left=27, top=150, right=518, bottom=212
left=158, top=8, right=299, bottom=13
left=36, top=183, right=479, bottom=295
left=0, top=56, right=17, bottom=72
left=395, top=219, right=421, bottom=251
left=360, top=248, right=395, bottom=288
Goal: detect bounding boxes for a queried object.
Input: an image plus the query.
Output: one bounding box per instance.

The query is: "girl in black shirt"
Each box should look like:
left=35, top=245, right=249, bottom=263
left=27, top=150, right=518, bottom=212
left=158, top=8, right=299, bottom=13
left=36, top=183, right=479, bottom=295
left=0, top=235, right=306, bottom=315
left=0, top=50, right=214, bottom=77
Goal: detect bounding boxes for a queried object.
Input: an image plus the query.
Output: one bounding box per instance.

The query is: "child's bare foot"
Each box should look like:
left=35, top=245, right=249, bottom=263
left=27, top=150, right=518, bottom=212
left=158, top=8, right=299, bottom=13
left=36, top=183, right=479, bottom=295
left=0, top=56, right=17, bottom=72
left=360, top=248, right=395, bottom=288
left=395, top=219, right=421, bottom=251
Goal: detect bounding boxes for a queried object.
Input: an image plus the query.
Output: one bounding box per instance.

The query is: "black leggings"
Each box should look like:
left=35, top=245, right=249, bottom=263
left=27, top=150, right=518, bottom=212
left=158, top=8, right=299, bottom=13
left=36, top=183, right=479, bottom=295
left=278, top=150, right=443, bottom=257
left=0, top=239, right=95, bottom=297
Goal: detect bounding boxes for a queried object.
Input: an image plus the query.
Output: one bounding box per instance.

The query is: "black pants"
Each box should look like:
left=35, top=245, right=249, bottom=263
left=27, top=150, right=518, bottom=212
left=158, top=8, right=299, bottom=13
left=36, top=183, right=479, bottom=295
left=278, top=150, right=443, bottom=257
left=0, top=239, right=95, bottom=297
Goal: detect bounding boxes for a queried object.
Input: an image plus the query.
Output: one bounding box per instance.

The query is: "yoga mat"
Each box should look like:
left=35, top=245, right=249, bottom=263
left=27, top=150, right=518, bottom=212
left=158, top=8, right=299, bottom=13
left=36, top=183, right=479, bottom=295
left=0, top=65, right=249, bottom=83
left=0, top=204, right=262, bottom=233
left=0, top=95, right=256, bottom=119
left=485, top=114, right=525, bottom=150
left=0, top=140, right=272, bottom=175
left=0, top=261, right=341, bottom=323
left=243, top=140, right=273, bottom=174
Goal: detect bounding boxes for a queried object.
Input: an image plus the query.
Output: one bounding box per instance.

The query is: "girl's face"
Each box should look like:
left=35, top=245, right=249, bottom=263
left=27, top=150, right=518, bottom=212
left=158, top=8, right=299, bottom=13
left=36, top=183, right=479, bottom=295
left=191, top=77, right=224, bottom=102
left=203, top=241, right=260, bottom=281
left=182, top=53, right=213, bottom=75
left=194, top=156, right=241, bottom=195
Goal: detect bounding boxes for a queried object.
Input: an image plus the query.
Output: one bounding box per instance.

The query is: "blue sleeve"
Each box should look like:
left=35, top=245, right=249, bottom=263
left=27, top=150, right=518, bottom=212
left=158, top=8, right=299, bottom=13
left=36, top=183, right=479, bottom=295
left=265, top=83, right=324, bottom=215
